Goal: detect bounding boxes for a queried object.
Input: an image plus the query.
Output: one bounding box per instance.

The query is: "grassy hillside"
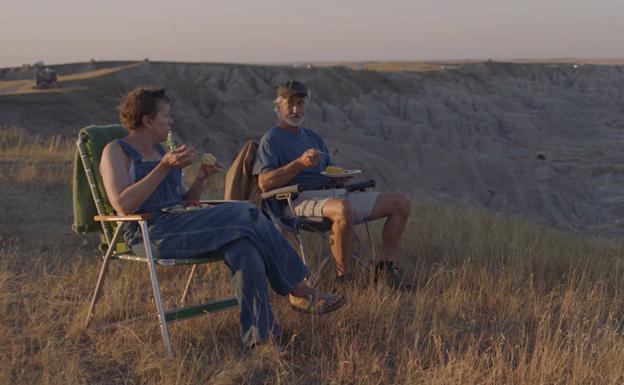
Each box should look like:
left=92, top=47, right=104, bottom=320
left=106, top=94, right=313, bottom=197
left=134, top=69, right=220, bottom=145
left=2, top=127, right=624, bottom=384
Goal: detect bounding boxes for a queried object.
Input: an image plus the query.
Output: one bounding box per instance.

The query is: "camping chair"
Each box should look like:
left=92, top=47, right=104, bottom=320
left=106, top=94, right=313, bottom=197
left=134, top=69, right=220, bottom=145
left=260, top=180, right=379, bottom=285
left=222, top=139, right=378, bottom=285
left=73, top=124, right=238, bottom=356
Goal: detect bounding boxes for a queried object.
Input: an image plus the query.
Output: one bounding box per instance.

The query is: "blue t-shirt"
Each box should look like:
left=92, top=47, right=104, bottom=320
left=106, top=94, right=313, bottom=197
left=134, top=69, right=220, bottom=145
left=253, top=126, right=335, bottom=191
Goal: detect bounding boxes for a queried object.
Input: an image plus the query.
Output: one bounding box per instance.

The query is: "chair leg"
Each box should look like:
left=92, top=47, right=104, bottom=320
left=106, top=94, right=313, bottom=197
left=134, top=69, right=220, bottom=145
left=295, top=232, right=308, bottom=265
left=139, top=221, right=173, bottom=356
left=352, top=233, right=374, bottom=272
left=296, top=221, right=380, bottom=284
left=309, top=252, right=332, bottom=286
left=84, top=223, right=124, bottom=329
left=180, top=264, right=197, bottom=306
left=364, top=221, right=377, bottom=261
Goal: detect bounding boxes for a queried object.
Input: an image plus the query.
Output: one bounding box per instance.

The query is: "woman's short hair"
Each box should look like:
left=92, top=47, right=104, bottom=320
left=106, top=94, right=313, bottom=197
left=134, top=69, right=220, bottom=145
left=118, top=87, right=170, bottom=131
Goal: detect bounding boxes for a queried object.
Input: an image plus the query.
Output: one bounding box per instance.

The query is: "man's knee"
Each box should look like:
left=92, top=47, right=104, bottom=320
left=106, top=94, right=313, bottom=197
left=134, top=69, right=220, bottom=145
left=374, top=192, right=410, bottom=219
left=395, top=193, right=411, bottom=218
left=325, top=199, right=354, bottom=227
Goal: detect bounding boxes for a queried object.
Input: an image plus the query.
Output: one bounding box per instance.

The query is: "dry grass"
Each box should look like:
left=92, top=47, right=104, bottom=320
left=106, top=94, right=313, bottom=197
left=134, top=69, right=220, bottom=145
left=2, top=127, right=624, bottom=384
left=0, top=127, right=74, bottom=183
left=311, top=61, right=454, bottom=73
left=362, top=61, right=451, bottom=73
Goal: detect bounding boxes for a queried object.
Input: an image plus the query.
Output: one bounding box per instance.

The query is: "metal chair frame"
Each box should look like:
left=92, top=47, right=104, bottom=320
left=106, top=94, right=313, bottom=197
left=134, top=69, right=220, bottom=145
left=261, top=181, right=378, bottom=285
left=76, top=126, right=238, bottom=356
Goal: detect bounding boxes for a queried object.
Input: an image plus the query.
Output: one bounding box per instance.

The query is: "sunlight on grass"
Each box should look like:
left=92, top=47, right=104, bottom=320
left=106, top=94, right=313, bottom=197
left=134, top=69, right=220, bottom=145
left=2, top=127, right=624, bottom=384
left=0, top=127, right=73, bottom=183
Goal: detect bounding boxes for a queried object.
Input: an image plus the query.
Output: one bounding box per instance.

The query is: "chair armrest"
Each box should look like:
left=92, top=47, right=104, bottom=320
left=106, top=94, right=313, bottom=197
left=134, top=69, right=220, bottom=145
left=94, top=214, right=152, bottom=222
left=261, top=185, right=301, bottom=200
left=344, top=179, right=376, bottom=192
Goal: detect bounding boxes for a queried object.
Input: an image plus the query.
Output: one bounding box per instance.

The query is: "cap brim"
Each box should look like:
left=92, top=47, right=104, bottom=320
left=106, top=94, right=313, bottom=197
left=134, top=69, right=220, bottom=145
left=278, top=89, right=306, bottom=99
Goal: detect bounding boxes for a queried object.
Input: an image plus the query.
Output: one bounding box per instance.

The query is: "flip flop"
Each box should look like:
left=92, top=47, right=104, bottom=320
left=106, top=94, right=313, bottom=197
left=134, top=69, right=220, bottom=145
left=289, top=293, right=347, bottom=315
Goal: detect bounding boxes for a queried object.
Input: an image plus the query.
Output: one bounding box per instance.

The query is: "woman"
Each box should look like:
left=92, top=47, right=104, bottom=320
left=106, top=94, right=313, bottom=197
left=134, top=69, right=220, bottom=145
left=100, top=87, right=345, bottom=351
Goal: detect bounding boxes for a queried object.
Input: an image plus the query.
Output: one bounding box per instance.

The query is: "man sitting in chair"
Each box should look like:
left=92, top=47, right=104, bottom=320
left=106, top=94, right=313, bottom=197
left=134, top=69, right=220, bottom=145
left=253, top=80, right=413, bottom=290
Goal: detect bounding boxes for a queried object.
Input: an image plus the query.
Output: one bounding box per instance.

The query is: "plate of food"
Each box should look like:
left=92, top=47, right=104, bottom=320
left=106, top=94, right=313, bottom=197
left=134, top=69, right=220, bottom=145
left=320, top=166, right=362, bottom=178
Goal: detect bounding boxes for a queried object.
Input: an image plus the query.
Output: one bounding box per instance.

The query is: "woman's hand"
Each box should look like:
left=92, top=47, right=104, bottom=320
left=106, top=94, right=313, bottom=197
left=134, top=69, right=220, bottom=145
left=160, top=145, right=196, bottom=169
left=184, top=160, right=222, bottom=201
left=196, top=161, right=222, bottom=181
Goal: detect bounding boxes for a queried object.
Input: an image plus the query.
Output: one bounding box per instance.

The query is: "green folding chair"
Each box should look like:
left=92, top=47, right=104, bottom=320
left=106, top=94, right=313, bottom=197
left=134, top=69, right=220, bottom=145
left=73, top=124, right=238, bottom=356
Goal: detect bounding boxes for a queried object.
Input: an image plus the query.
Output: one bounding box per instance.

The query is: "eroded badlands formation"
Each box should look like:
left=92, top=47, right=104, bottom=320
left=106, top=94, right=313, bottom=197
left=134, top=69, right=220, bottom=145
left=2, top=61, right=624, bottom=236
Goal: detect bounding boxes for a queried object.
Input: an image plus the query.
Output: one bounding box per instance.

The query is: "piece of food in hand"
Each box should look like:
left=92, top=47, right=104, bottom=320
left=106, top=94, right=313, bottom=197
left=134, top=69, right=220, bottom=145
left=202, top=153, right=217, bottom=166
left=325, top=166, right=344, bottom=174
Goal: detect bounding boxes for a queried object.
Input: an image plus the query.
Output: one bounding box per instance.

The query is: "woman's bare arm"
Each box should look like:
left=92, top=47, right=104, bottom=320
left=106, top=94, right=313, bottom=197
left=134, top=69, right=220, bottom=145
left=101, top=142, right=197, bottom=214
left=100, top=142, right=171, bottom=215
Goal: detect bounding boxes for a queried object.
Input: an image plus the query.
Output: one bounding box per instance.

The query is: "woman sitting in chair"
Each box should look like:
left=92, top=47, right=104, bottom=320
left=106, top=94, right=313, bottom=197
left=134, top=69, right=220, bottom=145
left=100, top=86, right=345, bottom=352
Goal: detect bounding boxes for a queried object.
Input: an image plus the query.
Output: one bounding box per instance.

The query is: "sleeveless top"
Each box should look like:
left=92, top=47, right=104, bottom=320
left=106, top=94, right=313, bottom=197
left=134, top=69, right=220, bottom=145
left=116, top=139, right=183, bottom=213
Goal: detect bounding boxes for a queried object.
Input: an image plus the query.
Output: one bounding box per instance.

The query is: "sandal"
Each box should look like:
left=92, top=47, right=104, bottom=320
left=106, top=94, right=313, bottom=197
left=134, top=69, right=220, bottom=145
left=289, top=292, right=347, bottom=315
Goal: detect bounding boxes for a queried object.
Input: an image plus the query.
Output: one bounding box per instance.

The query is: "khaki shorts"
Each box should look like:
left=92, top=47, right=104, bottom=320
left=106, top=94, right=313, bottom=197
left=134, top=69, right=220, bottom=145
left=291, top=189, right=380, bottom=224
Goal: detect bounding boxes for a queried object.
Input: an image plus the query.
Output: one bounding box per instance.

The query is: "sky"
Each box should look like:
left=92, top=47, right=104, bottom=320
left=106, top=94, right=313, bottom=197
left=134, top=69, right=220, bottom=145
left=1, top=0, right=623, bottom=68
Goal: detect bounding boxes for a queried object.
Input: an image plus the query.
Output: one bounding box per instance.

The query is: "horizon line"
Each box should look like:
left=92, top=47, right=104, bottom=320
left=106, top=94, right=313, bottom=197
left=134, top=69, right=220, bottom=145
left=4, top=56, right=624, bottom=71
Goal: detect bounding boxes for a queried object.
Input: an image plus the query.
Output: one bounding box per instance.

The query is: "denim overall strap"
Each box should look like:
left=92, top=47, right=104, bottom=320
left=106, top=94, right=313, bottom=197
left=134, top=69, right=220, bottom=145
left=116, top=139, right=143, bottom=163
left=154, top=143, right=167, bottom=156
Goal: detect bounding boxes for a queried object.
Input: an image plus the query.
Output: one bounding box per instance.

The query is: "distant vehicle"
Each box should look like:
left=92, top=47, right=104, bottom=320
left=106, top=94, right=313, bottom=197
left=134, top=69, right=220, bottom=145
left=33, top=64, right=59, bottom=89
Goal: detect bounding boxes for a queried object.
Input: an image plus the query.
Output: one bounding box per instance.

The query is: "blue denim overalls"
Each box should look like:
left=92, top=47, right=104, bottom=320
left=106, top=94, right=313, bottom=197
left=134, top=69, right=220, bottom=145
left=117, top=139, right=309, bottom=347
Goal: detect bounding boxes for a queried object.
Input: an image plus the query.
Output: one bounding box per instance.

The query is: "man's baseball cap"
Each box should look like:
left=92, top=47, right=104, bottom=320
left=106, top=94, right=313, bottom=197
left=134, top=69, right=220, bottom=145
left=276, top=80, right=308, bottom=99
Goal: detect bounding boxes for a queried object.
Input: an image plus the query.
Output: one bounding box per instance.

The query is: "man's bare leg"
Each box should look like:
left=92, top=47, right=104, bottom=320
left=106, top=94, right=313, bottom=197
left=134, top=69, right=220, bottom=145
left=321, top=198, right=354, bottom=276
left=367, top=193, right=411, bottom=262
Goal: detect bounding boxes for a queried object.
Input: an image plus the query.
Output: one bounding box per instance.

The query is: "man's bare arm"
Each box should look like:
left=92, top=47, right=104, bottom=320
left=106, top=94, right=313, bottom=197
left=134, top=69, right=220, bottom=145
left=257, top=148, right=319, bottom=192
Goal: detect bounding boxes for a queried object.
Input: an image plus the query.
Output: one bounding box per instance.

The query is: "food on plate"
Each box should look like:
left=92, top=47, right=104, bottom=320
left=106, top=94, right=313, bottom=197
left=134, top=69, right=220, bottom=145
left=202, top=153, right=217, bottom=166
left=325, top=166, right=344, bottom=174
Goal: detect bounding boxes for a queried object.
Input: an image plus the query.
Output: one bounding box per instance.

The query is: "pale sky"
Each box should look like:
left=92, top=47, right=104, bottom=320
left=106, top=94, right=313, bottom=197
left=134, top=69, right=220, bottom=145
left=1, top=0, right=622, bottom=68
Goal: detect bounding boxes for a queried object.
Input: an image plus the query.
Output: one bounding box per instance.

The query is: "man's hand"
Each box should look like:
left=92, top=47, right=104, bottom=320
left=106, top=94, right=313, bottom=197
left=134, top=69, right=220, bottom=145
left=298, top=148, right=320, bottom=168
left=160, top=145, right=196, bottom=169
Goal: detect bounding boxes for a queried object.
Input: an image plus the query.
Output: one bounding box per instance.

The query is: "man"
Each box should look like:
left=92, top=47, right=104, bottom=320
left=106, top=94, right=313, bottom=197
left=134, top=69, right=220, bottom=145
left=253, top=80, right=412, bottom=290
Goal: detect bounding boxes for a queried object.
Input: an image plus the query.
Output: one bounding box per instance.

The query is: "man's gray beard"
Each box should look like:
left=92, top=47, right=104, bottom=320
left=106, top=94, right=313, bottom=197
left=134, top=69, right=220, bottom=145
left=284, top=115, right=304, bottom=127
